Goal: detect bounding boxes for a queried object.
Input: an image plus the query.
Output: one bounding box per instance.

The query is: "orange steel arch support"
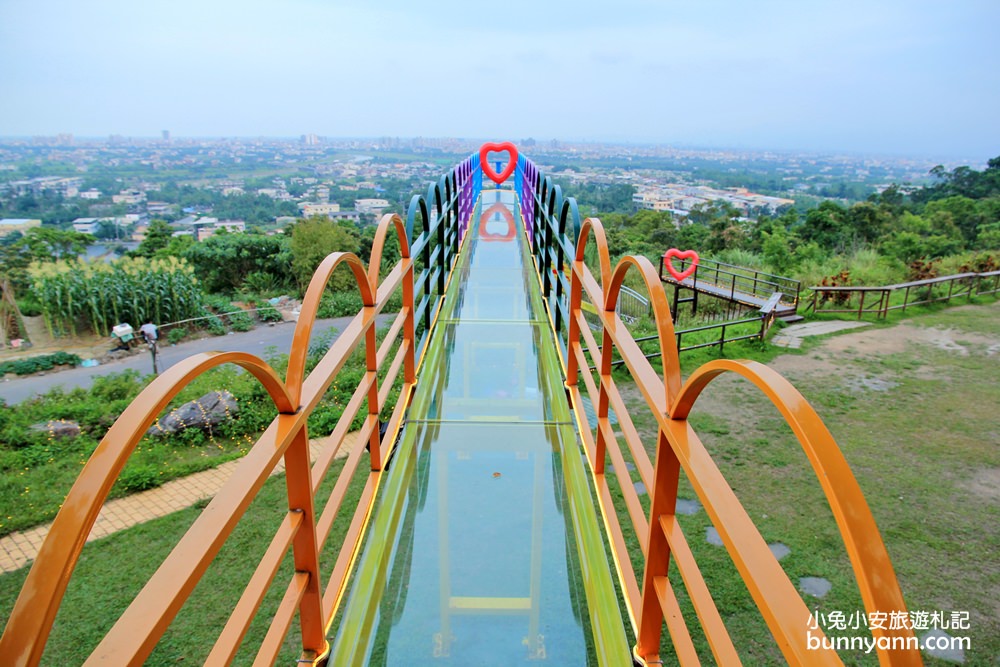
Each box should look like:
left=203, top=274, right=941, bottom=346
left=0, top=212, right=418, bottom=666
left=671, top=359, right=921, bottom=664
left=562, top=217, right=918, bottom=666
left=0, top=352, right=294, bottom=666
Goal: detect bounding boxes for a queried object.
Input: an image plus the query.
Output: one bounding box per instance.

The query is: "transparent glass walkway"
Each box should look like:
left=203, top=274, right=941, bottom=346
left=330, top=190, right=625, bottom=666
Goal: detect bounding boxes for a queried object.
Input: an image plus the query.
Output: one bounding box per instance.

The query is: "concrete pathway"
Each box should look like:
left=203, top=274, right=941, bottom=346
left=770, top=320, right=871, bottom=348
left=0, top=432, right=362, bottom=574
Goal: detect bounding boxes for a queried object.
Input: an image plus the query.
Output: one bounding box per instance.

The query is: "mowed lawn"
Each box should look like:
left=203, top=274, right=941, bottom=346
left=0, top=302, right=997, bottom=664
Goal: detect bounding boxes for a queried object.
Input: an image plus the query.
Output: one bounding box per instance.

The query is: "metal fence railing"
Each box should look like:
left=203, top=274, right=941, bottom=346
left=805, top=270, right=1000, bottom=319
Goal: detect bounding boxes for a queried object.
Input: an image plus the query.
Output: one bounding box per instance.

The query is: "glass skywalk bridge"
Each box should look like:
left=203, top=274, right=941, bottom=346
left=0, top=146, right=921, bottom=667
left=329, top=190, right=625, bottom=665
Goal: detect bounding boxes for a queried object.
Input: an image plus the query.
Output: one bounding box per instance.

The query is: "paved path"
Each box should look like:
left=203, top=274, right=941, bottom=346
left=0, top=314, right=391, bottom=405
left=0, top=432, right=362, bottom=574
left=770, top=320, right=871, bottom=348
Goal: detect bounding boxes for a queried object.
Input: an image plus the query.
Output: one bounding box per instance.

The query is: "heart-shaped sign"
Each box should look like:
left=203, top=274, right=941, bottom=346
left=479, top=142, right=518, bottom=184
left=663, top=249, right=700, bottom=282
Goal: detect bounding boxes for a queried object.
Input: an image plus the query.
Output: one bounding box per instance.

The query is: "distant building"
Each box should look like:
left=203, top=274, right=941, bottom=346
left=71, top=218, right=102, bottom=235
left=147, top=202, right=177, bottom=216
left=355, top=198, right=390, bottom=215
left=299, top=202, right=341, bottom=217
left=113, top=189, right=146, bottom=205
left=0, top=218, right=42, bottom=237
left=195, top=219, right=246, bottom=241
left=79, top=189, right=102, bottom=200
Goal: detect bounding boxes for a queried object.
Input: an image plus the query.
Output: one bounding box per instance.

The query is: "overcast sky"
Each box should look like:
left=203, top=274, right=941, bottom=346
left=1, top=0, right=997, bottom=160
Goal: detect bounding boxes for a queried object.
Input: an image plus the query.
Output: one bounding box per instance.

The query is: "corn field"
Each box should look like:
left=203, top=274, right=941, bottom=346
left=28, top=256, right=204, bottom=337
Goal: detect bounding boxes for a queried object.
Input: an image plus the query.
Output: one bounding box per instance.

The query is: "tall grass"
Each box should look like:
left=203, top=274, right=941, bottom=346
left=29, top=256, right=203, bottom=337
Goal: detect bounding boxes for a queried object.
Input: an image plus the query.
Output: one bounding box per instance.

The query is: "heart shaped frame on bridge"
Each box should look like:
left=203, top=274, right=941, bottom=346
left=479, top=142, right=518, bottom=184
left=663, top=248, right=700, bottom=282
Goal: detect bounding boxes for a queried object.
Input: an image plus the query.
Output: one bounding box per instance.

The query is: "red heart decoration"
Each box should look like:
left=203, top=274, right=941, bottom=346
left=479, top=142, right=518, bottom=184
left=663, top=249, right=700, bottom=282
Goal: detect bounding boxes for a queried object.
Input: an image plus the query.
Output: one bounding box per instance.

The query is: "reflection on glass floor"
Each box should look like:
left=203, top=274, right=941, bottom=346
left=331, top=190, right=596, bottom=665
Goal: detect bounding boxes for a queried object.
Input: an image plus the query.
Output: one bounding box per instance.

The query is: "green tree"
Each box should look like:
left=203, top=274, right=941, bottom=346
left=132, top=219, right=175, bottom=258
left=799, top=201, right=851, bottom=252
left=975, top=222, right=1000, bottom=250
left=290, top=218, right=361, bottom=294
left=184, top=231, right=290, bottom=294
left=0, top=227, right=93, bottom=295
left=761, top=226, right=794, bottom=274
left=23, top=227, right=94, bottom=260
left=923, top=196, right=983, bottom=244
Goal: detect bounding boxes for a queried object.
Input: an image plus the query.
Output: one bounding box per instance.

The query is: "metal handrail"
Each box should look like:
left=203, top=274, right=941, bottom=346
left=558, top=215, right=919, bottom=666
left=808, top=269, right=1000, bottom=319
left=660, top=256, right=801, bottom=308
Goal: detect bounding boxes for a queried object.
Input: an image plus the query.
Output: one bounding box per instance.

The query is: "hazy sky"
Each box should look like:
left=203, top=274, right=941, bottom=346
left=1, top=0, right=997, bottom=160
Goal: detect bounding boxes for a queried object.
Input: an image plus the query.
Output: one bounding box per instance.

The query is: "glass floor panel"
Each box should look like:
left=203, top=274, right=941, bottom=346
left=362, top=421, right=591, bottom=666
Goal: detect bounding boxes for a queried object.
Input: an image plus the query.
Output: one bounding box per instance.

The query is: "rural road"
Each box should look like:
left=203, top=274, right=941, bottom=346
left=0, top=315, right=391, bottom=405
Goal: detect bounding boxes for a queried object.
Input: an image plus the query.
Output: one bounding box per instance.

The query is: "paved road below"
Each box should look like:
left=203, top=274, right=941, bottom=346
left=0, top=315, right=390, bottom=405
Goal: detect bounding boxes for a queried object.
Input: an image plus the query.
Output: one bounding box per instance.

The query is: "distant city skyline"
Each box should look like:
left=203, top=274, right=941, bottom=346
left=1, top=0, right=998, bottom=162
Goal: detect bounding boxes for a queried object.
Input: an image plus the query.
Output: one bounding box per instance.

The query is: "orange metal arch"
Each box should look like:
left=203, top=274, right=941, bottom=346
left=606, top=255, right=682, bottom=414
left=672, top=358, right=921, bottom=664
left=366, top=213, right=412, bottom=290
left=575, top=217, right=612, bottom=299
left=0, top=351, right=293, bottom=667
left=559, top=208, right=916, bottom=665
left=285, top=252, right=374, bottom=407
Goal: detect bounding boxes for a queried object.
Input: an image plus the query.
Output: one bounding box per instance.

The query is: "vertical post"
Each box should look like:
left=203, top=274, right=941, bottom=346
left=403, top=253, right=416, bottom=384
left=858, top=291, right=866, bottom=319
left=635, top=427, right=680, bottom=663
left=284, top=426, right=327, bottom=661
left=438, top=188, right=448, bottom=296
left=366, top=319, right=381, bottom=470
left=422, top=204, right=432, bottom=334
left=671, top=283, right=679, bottom=323
left=595, top=324, right=612, bottom=476
left=553, top=213, right=566, bottom=338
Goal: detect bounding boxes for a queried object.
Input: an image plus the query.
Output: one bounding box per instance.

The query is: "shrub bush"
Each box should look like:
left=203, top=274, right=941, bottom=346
left=316, top=290, right=403, bottom=318
left=227, top=308, right=254, bottom=332
left=205, top=312, right=226, bottom=336
left=166, top=327, right=189, bottom=345
left=253, top=300, right=283, bottom=323
left=116, top=464, right=160, bottom=493
left=0, top=352, right=82, bottom=376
